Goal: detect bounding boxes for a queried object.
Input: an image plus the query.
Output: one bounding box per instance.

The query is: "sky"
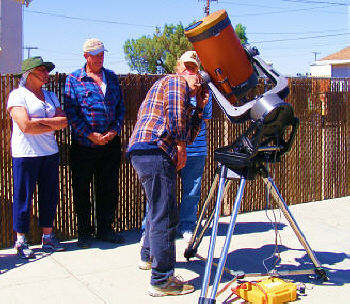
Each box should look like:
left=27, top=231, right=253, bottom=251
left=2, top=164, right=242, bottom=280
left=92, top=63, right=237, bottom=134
left=22, top=0, right=350, bottom=76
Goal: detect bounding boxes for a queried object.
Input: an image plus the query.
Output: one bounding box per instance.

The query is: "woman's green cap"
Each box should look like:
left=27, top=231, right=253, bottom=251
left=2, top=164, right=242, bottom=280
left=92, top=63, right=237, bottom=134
left=21, top=56, right=55, bottom=74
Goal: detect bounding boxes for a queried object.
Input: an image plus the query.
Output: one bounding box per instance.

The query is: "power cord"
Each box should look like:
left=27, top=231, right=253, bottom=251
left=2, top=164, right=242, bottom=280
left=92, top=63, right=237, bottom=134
left=262, top=135, right=284, bottom=275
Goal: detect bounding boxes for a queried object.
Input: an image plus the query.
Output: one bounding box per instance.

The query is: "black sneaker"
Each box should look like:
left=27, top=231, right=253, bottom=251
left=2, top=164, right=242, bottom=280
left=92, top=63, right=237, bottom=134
left=77, top=235, right=93, bottom=249
left=96, top=230, right=125, bottom=244
left=15, top=241, right=35, bottom=259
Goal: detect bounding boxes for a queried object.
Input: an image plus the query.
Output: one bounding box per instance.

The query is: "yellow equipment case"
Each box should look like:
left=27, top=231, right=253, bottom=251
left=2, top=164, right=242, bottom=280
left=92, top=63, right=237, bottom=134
left=232, top=277, right=297, bottom=304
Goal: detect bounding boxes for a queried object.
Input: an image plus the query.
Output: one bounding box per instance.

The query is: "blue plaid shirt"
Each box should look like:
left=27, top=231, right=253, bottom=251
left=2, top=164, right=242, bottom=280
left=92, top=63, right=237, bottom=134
left=64, top=66, right=125, bottom=147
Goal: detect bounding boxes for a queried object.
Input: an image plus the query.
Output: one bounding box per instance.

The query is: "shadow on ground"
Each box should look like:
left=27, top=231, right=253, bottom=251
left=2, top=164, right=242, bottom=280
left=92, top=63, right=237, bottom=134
left=203, top=221, right=288, bottom=237
left=0, top=248, right=52, bottom=275
left=0, top=229, right=138, bottom=275
left=177, top=243, right=349, bottom=292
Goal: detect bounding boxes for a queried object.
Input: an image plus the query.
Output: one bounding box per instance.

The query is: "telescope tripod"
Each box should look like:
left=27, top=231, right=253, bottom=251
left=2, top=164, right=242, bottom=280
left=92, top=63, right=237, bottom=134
left=184, top=161, right=327, bottom=304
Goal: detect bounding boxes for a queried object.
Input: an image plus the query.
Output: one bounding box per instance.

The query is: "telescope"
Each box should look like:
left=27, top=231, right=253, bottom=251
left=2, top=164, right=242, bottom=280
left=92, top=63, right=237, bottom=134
left=185, top=9, right=298, bottom=172
left=184, top=9, right=327, bottom=304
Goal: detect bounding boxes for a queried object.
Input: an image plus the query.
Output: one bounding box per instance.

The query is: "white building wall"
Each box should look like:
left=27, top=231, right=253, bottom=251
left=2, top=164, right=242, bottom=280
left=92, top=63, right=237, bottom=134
left=0, top=0, right=22, bottom=74
left=310, top=64, right=332, bottom=77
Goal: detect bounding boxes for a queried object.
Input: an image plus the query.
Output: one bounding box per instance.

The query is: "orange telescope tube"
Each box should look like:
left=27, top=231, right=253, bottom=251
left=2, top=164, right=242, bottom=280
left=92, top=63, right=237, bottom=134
left=185, top=10, right=257, bottom=103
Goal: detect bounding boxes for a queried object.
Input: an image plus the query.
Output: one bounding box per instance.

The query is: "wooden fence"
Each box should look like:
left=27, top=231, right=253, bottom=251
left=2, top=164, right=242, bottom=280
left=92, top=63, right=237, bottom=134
left=0, top=74, right=349, bottom=249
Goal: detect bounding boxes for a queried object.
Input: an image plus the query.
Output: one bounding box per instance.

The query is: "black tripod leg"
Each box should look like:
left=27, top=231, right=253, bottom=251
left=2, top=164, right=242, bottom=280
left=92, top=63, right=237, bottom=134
left=262, top=176, right=328, bottom=281
left=186, top=179, right=233, bottom=260
left=185, top=167, right=232, bottom=260
left=184, top=170, right=219, bottom=260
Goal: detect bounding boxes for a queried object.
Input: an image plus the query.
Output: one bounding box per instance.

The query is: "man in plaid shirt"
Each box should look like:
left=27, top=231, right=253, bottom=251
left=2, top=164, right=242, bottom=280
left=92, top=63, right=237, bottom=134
left=127, top=51, right=209, bottom=297
left=64, top=38, right=125, bottom=248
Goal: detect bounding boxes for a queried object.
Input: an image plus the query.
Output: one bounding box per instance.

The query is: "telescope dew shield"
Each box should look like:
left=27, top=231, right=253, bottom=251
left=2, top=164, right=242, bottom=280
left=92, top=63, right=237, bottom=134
left=185, top=10, right=258, bottom=103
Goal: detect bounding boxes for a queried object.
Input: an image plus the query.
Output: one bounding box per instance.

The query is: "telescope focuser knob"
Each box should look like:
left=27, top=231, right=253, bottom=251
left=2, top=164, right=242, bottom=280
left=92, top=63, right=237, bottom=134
left=244, top=44, right=260, bottom=58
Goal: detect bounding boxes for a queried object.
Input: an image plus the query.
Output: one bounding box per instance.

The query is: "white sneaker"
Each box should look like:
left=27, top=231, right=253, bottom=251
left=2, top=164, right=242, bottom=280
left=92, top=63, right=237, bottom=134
left=148, top=276, right=195, bottom=297
left=139, top=232, right=145, bottom=247
left=182, top=231, right=193, bottom=243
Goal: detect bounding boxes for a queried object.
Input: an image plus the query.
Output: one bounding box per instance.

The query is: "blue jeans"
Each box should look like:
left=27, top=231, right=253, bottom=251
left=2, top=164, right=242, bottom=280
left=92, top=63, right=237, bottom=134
left=141, top=155, right=206, bottom=235
left=179, top=156, right=206, bottom=234
left=131, top=150, right=178, bottom=286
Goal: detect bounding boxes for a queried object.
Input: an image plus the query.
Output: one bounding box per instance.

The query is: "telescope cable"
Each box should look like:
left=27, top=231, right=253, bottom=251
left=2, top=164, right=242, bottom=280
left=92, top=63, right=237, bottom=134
left=262, top=135, right=284, bottom=275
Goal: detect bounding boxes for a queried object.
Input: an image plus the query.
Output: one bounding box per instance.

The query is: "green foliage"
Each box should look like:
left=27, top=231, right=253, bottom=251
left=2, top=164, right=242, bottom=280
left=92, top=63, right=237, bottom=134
left=123, top=22, right=248, bottom=74
left=124, top=23, right=193, bottom=74
left=235, top=23, right=248, bottom=44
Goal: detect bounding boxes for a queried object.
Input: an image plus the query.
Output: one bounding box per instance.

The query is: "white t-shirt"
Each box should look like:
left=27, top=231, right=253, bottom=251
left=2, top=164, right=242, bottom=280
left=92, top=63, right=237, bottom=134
left=7, top=86, right=60, bottom=157
left=100, top=70, right=107, bottom=95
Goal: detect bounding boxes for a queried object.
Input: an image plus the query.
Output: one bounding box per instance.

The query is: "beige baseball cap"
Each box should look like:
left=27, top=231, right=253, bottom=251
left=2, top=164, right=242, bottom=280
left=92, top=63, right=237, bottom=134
left=179, top=51, right=200, bottom=68
left=83, top=38, right=108, bottom=55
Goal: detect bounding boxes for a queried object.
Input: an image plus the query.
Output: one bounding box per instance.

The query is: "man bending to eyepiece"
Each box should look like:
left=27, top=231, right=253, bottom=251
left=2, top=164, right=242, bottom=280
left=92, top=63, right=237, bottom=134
left=127, top=51, right=209, bottom=297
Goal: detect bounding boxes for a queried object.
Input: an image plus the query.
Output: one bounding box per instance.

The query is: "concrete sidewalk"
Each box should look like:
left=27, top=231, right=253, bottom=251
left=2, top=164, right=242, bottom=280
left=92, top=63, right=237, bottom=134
left=1, top=197, right=349, bottom=304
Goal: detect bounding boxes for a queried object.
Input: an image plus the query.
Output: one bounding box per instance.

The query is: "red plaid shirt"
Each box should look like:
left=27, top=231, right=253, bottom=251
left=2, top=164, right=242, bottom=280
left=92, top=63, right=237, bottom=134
left=127, top=75, right=202, bottom=164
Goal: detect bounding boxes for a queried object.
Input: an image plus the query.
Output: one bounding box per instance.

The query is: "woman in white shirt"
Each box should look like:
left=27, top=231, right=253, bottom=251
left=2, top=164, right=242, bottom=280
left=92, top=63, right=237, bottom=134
left=7, top=56, right=67, bottom=259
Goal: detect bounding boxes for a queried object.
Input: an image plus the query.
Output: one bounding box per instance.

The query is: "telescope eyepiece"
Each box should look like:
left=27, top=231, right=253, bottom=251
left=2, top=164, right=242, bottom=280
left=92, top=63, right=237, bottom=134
left=199, top=71, right=211, bottom=85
